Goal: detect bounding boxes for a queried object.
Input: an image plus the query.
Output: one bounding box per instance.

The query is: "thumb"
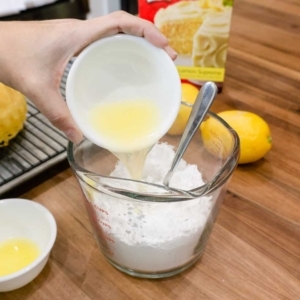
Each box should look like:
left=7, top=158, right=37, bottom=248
left=31, top=88, right=83, bottom=144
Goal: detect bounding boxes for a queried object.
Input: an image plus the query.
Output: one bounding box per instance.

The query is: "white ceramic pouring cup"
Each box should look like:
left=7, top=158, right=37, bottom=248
left=66, top=34, right=181, bottom=153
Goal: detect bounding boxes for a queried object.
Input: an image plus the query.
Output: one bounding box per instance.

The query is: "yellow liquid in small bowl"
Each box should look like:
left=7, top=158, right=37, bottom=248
left=0, top=238, right=40, bottom=277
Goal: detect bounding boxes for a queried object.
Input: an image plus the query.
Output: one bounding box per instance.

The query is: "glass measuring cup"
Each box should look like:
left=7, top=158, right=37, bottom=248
left=67, top=111, right=239, bottom=278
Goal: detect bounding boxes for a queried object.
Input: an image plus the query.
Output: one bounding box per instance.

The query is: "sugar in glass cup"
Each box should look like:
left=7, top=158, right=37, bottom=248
left=66, top=34, right=181, bottom=153
left=67, top=111, right=239, bottom=279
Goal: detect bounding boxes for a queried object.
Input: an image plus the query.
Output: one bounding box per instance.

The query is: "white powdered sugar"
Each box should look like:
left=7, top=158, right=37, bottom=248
left=84, top=143, right=216, bottom=273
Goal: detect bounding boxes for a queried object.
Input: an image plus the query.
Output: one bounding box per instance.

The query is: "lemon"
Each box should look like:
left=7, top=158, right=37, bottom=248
left=200, top=110, right=272, bottom=164
left=168, top=83, right=199, bottom=135
left=0, top=83, right=27, bottom=147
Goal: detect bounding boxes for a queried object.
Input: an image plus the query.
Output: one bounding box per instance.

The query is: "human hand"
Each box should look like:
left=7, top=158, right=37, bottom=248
left=0, top=11, right=177, bottom=143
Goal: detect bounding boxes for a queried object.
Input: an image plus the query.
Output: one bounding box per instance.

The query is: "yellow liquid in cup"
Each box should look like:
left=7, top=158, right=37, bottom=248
left=89, top=99, right=161, bottom=180
left=0, top=238, right=40, bottom=277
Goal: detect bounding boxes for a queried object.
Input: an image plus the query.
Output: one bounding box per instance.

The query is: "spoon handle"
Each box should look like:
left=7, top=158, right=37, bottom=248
left=163, top=81, right=218, bottom=186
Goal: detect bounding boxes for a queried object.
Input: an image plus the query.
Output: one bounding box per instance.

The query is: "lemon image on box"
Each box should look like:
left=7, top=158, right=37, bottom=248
left=200, top=110, right=272, bottom=164
left=0, top=83, right=27, bottom=147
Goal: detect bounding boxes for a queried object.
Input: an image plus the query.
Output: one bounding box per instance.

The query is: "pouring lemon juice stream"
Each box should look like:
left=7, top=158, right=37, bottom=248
left=88, top=98, right=161, bottom=180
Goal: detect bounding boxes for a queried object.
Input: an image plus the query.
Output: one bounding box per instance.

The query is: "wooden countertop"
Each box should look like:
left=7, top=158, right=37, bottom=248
left=2, top=0, right=300, bottom=299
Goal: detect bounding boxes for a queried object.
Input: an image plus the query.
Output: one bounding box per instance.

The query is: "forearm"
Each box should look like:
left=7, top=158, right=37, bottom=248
left=0, top=20, right=75, bottom=94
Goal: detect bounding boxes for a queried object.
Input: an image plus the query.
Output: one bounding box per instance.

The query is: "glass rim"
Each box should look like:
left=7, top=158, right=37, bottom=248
left=67, top=111, right=240, bottom=202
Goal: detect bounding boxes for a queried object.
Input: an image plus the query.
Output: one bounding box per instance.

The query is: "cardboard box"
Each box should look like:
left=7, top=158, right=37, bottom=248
left=138, top=0, right=234, bottom=91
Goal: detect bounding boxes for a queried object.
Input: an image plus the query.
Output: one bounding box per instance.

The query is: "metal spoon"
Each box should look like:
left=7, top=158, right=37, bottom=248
left=163, top=81, right=218, bottom=186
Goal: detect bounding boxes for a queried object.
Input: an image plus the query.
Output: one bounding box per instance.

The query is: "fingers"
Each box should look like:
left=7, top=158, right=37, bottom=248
left=113, top=11, right=168, bottom=47
left=81, top=11, right=177, bottom=60
left=31, top=88, right=83, bottom=144
left=164, top=45, right=177, bottom=60
left=114, top=12, right=178, bottom=60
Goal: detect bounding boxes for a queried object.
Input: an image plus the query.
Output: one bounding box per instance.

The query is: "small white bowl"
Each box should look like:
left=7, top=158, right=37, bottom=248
left=0, top=199, right=57, bottom=292
left=66, top=34, right=181, bottom=153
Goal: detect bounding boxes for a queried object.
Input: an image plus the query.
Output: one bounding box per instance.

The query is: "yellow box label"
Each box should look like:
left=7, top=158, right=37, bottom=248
left=177, top=66, right=225, bottom=82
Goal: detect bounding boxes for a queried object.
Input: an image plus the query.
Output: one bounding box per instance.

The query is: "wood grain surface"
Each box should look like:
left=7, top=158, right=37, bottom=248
left=2, top=0, right=300, bottom=299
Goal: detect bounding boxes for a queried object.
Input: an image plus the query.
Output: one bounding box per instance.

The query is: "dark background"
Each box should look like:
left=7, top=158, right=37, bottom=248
left=0, top=0, right=138, bottom=21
